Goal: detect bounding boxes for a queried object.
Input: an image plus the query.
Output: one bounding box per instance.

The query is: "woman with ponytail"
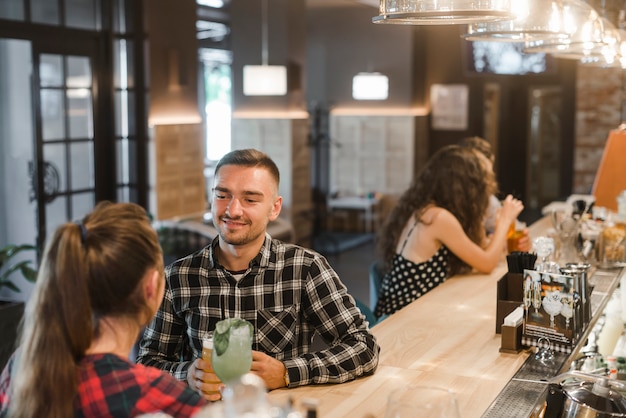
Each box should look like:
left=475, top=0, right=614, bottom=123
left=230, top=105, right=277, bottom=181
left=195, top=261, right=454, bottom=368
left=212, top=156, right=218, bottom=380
left=0, top=201, right=207, bottom=417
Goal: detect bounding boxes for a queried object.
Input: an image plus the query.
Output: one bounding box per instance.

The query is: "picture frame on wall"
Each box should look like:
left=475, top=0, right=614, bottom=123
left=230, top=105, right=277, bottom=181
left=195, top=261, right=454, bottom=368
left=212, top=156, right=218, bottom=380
left=430, top=84, right=468, bottom=131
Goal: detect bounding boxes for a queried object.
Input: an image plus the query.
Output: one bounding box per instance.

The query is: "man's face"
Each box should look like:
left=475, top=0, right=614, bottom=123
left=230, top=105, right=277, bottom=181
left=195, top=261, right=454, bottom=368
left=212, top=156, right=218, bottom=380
left=211, top=164, right=282, bottom=246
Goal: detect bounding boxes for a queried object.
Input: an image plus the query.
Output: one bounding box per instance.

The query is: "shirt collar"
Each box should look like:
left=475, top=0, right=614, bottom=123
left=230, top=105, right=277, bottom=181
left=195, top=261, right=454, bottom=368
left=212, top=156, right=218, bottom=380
left=209, top=233, right=273, bottom=270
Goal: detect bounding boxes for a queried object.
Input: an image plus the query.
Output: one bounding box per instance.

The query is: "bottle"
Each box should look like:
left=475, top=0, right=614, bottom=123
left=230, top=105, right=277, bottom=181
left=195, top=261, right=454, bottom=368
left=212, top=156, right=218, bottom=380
left=607, top=356, right=618, bottom=379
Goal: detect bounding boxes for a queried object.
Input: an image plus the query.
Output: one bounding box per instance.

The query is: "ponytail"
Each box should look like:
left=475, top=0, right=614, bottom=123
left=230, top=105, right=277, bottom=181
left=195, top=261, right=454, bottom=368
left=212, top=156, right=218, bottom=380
left=9, top=223, right=93, bottom=418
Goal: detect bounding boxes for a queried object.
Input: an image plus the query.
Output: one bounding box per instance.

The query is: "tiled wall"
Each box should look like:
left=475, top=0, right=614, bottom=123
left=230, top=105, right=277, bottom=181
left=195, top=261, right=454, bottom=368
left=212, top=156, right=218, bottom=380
left=574, top=65, right=624, bottom=194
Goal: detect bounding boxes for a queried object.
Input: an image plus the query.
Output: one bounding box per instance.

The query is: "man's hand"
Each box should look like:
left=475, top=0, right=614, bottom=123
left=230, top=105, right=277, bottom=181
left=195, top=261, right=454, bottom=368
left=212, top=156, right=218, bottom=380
left=186, top=358, right=224, bottom=401
left=250, top=350, right=288, bottom=390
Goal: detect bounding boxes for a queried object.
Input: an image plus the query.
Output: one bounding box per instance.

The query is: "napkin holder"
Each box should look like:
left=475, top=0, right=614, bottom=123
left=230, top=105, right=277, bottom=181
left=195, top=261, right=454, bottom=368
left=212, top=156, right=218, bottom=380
left=496, top=272, right=524, bottom=334
left=500, top=324, right=523, bottom=353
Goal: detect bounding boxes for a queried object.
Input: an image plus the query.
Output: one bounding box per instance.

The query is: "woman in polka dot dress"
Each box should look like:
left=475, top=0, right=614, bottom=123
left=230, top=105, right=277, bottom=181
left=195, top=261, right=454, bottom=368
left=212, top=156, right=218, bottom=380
left=374, top=145, right=524, bottom=318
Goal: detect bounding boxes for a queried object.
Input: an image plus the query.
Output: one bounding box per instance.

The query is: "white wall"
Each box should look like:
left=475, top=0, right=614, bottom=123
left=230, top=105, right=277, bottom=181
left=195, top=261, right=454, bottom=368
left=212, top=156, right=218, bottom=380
left=0, top=39, right=38, bottom=302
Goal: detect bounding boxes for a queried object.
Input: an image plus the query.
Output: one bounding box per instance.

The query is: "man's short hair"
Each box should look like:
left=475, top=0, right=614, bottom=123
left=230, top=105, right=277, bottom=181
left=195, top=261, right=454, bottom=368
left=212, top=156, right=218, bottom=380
left=215, top=148, right=280, bottom=186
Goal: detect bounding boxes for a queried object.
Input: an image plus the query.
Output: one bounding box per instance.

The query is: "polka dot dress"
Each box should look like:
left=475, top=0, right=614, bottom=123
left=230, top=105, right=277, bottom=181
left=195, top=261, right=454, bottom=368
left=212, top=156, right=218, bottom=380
left=374, top=246, right=449, bottom=317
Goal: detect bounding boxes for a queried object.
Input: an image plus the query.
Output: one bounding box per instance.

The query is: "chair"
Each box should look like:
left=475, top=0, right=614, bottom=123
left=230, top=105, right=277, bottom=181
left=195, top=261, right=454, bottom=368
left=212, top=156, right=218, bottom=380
left=355, top=299, right=378, bottom=327
left=369, top=260, right=384, bottom=311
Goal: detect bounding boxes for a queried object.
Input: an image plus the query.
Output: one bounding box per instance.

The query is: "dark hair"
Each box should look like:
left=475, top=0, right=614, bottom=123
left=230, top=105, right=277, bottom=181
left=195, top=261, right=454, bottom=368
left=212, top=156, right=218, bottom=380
left=9, top=201, right=163, bottom=418
left=215, top=148, right=280, bottom=187
left=377, top=145, right=495, bottom=275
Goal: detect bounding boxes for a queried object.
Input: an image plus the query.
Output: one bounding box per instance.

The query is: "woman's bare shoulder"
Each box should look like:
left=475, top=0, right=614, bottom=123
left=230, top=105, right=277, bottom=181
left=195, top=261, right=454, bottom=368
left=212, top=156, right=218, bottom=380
left=421, top=205, right=455, bottom=223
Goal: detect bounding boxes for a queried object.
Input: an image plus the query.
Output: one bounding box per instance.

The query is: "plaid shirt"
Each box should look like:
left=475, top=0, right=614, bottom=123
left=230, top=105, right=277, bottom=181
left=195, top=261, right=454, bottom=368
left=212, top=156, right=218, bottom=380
left=0, top=352, right=206, bottom=417
left=136, top=234, right=380, bottom=387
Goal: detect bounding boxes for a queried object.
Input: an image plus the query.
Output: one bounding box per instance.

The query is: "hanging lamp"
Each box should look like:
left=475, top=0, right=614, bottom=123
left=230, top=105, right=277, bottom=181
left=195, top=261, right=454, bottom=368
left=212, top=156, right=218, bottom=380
left=372, top=0, right=515, bottom=25
left=242, top=0, right=287, bottom=96
left=463, top=0, right=596, bottom=43
left=524, top=15, right=617, bottom=62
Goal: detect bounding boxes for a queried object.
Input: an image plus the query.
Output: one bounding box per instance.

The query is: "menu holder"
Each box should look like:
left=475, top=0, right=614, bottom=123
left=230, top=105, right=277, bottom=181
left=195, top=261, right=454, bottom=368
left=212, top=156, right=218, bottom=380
left=496, top=272, right=524, bottom=334
left=521, top=269, right=582, bottom=354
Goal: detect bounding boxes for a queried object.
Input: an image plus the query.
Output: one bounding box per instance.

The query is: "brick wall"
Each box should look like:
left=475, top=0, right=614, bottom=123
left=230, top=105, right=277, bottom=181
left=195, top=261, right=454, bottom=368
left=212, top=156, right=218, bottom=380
left=574, top=65, right=624, bottom=194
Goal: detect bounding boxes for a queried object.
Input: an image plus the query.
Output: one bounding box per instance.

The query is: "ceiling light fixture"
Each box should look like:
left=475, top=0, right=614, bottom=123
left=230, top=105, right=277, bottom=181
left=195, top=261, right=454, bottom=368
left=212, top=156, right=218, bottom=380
left=372, top=0, right=515, bottom=25
left=463, top=0, right=596, bottom=43
left=243, top=0, right=287, bottom=96
left=524, top=15, right=616, bottom=62
left=352, top=72, right=389, bottom=100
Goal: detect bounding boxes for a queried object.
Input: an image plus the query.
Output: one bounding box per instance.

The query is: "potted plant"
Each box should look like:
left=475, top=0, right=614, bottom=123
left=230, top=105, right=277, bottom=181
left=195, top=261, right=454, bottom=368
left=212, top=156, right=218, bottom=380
left=0, top=244, right=38, bottom=370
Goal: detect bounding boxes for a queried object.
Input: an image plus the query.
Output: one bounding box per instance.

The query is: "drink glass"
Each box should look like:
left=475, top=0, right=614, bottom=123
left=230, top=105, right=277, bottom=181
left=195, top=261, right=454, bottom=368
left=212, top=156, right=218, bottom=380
left=385, top=385, right=460, bottom=418
left=507, top=220, right=528, bottom=253
left=212, top=318, right=254, bottom=384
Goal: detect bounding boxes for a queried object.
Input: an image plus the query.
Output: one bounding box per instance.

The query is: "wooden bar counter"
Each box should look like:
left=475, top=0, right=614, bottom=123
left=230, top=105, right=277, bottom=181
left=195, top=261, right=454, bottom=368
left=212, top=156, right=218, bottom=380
left=268, top=218, right=554, bottom=417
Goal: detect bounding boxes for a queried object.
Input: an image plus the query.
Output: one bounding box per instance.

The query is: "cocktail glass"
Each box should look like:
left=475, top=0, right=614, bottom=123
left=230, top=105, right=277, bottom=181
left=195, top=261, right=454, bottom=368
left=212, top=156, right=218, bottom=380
left=560, top=294, right=574, bottom=328
left=542, top=291, right=562, bottom=327
left=212, top=318, right=254, bottom=384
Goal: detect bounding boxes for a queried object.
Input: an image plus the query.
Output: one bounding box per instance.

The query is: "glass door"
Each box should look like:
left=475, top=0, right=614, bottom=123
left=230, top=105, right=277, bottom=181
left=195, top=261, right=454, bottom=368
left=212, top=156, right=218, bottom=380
left=31, top=37, right=104, bottom=250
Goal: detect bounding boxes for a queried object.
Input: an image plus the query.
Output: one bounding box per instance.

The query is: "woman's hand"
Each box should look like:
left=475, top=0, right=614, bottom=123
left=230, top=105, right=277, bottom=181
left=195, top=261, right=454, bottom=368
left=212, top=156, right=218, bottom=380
left=499, top=195, right=524, bottom=226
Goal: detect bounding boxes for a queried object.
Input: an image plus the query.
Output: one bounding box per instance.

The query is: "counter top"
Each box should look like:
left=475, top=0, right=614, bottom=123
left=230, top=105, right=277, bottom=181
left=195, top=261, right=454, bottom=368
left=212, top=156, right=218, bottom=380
left=268, top=217, right=556, bottom=417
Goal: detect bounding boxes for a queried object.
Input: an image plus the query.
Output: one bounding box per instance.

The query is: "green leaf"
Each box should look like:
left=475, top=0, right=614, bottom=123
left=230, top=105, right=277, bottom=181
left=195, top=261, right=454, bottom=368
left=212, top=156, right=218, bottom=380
left=0, top=244, right=38, bottom=291
left=212, top=318, right=253, bottom=356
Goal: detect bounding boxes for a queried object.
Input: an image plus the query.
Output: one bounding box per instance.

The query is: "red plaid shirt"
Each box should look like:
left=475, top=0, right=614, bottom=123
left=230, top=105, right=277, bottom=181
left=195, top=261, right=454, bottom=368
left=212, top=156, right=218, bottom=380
left=1, top=352, right=207, bottom=417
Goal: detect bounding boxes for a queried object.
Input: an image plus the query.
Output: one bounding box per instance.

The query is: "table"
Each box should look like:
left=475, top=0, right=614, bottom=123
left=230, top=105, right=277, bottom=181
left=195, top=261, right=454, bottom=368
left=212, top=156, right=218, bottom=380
left=327, top=196, right=380, bottom=233
left=267, top=217, right=553, bottom=417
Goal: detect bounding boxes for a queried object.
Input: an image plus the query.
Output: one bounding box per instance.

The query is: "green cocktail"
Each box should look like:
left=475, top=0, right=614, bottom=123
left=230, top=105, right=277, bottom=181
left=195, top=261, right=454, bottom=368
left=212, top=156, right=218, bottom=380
left=212, top=318, right=254, bottom=384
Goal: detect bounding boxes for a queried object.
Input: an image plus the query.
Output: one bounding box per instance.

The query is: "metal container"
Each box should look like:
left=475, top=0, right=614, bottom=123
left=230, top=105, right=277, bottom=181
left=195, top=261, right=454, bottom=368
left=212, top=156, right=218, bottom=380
left=561, top=266, right=589, bottom=327
left=545, top=371, right=626, bottom=417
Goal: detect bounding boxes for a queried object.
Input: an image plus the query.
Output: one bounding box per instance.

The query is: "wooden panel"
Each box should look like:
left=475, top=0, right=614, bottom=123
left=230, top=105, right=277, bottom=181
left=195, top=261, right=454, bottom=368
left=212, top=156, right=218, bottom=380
left=153, top=123, right=206, bottom=220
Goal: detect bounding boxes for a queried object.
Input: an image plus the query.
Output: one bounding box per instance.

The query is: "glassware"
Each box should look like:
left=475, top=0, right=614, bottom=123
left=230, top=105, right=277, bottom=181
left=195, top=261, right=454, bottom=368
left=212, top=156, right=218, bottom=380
left=551, top=209, right=580, bottom=264
left=532, top=280, right=542, bottom=316
left=533, top=236, right=560, bottom=273
left=560, top=294, right=574, bottom=328
left=385, top=385, right=460, bottom=418
left=507, top=220, right=528, bottom=253
left=542, top=290, right=562, bottom=327
left=523, top=275, right=533, bottom=329
left=212, top=318, right=254, bottom=384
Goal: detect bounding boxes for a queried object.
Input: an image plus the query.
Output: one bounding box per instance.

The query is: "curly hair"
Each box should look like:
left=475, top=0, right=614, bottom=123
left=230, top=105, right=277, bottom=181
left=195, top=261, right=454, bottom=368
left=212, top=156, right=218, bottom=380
left=377, top=145, right=497, bottom=276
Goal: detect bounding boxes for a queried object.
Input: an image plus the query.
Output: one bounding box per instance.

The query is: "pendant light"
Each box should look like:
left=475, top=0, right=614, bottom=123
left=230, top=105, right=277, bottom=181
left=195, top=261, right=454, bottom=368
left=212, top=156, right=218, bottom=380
left=463, top=0, right=596, bottom=43
left=372, top=0, right=515, bottom=25
left=524, top=15, right=616, bottom=62
left=242, top=0, right=287, bottom=96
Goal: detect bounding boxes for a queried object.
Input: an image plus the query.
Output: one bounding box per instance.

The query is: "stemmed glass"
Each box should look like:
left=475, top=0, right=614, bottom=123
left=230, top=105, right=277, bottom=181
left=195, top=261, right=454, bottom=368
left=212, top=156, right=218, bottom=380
left=532, top=280, right=542, bottom=317
left=533, top=236, right=560, bottom=273
left=542, top=291, right=562, bottom=328
left=560, top=294, right=574, bottom=328
left=212, top=318, right=254, bottom=385
left=523, top=276, right=533, bottom=329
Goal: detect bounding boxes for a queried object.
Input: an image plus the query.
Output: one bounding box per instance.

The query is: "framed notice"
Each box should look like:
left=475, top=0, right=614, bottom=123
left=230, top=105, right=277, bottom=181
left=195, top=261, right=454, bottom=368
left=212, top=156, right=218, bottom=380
left=430, top=84, right=469, bottom=130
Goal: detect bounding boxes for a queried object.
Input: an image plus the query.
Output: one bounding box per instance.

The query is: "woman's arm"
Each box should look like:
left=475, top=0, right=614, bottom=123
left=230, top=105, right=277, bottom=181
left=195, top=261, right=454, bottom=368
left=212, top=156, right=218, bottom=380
left=433, top=195, right=524, bottom=273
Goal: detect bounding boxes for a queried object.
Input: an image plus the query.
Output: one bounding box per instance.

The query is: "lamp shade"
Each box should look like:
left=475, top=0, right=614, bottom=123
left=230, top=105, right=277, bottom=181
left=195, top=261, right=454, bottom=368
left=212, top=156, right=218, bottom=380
left=243, top=65, right=287, bottom=96
left=372, top=0, right=515, bottom=25
left=524, top=16, right=616, bottom=62
left=352, top=72, right=389, bottom=100
left=464, top=0, right=594, bottom=42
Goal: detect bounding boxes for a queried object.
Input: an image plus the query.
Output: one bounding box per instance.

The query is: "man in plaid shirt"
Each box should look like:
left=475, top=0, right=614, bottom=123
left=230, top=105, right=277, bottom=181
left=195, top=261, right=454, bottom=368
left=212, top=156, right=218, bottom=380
left=137, top=149, right=380, bottom=400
